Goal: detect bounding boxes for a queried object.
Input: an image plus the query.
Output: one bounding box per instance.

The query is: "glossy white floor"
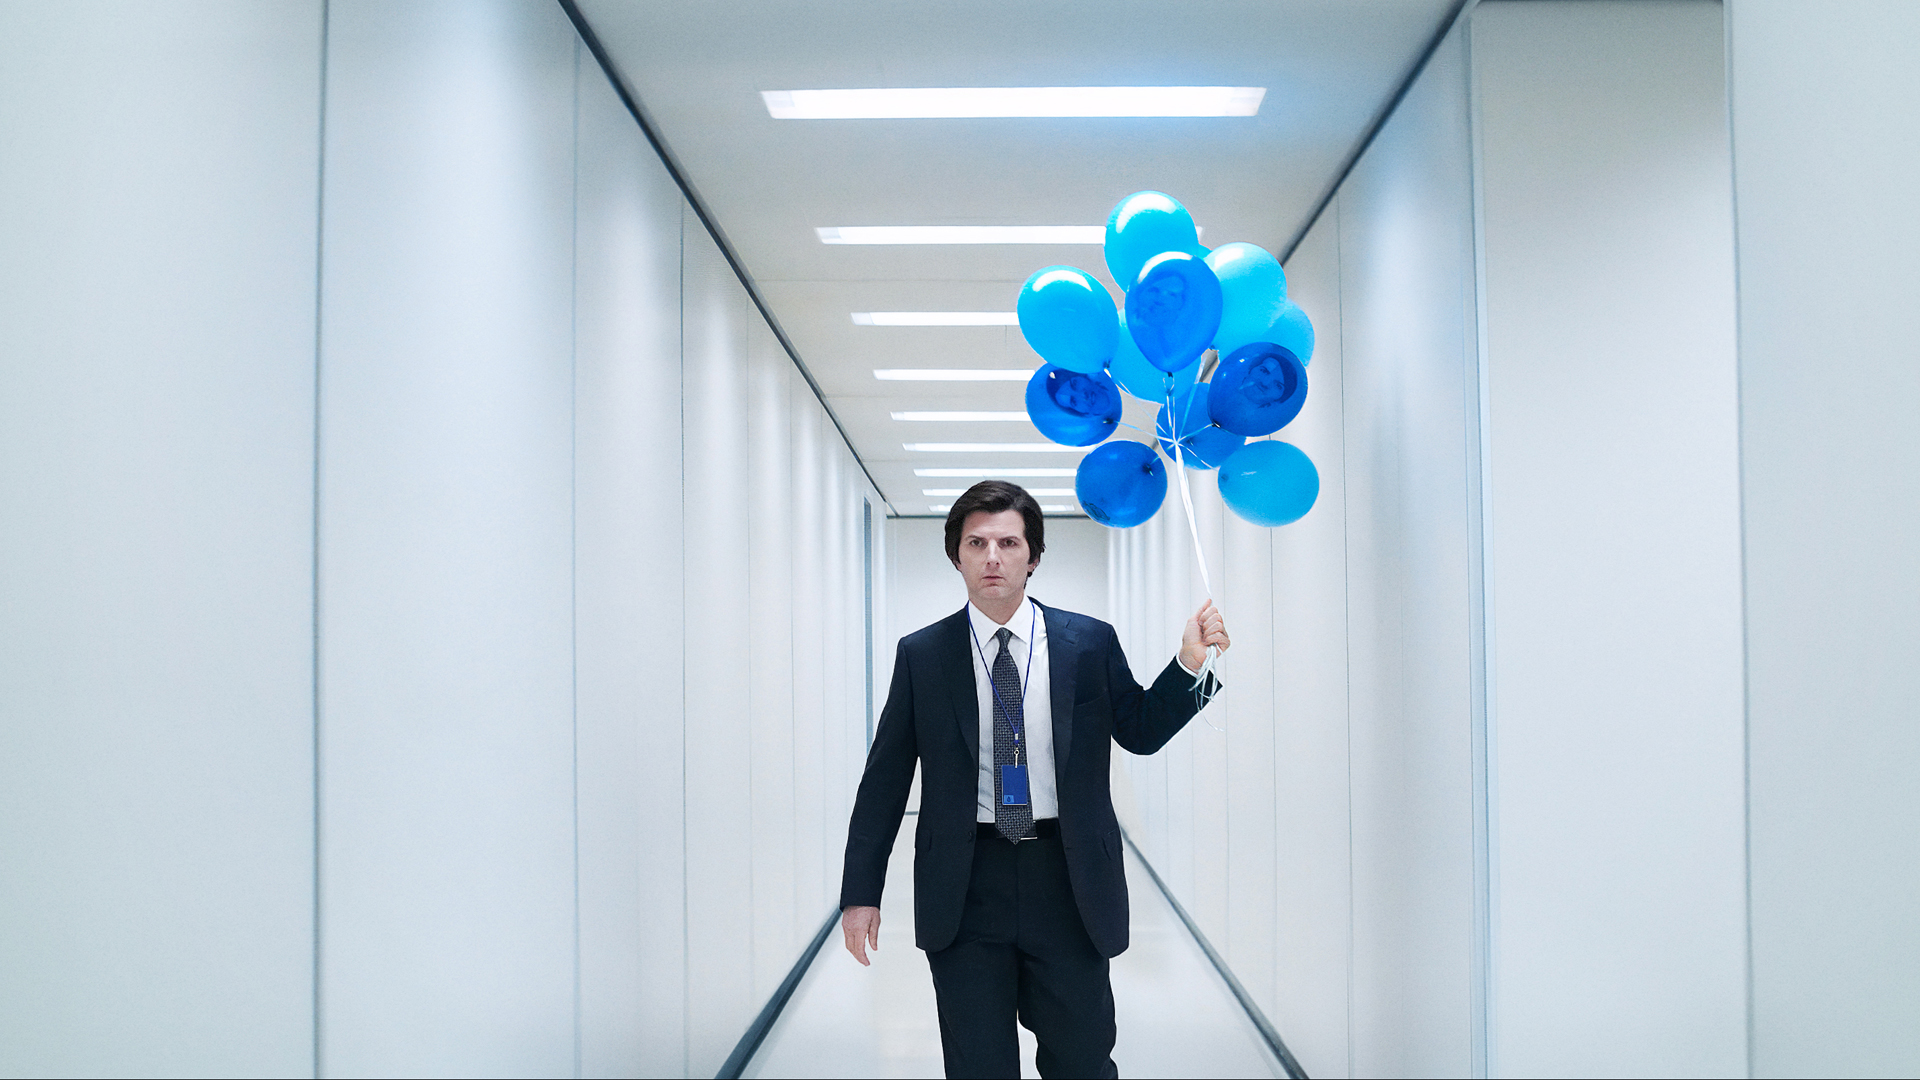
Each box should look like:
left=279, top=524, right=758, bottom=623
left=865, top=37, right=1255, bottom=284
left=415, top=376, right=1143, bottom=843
left=744, top=818, right=1287, bottom=1079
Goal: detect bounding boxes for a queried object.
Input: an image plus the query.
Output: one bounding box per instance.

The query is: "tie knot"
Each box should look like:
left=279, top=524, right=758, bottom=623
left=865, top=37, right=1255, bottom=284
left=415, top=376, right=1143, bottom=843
left=994, top=627, right=1012, bottom=647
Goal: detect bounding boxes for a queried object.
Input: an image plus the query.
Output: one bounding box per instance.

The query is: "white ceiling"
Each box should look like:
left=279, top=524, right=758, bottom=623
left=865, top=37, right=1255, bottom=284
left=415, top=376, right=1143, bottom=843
left=576, top=0, right=1456, bottom=516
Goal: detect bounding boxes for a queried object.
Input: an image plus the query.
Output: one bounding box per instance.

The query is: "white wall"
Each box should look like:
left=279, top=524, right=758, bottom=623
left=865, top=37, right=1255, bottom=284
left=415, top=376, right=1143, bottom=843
left=1728, top=2, right=1920, bottom=1076
left=1473, top=4, right=1747, bottom=1076
left=1, top=2, right=882, bottom=1076
left=316, top=5, right=581, bottom=1073
left=1337, top=25, right=1488, bottom=1077
left=1264, top=203, right=1354, bottom=1080
left=572, top=51, right=689, bottom=1079
left=1110, top=5, right=1755, bottom=1078
left=0, top=3, right=324, bottom=1076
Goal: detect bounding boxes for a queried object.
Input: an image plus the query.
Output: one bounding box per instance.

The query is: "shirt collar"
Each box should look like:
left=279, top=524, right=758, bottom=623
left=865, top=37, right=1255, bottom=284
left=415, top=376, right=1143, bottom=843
left=968, top=595, right=1040, bottom=646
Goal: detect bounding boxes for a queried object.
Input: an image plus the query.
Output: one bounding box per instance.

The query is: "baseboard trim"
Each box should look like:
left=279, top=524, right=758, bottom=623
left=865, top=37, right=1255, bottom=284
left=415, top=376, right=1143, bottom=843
left=715, top=908, right=839, bottom=1079
left=1122, top=830, right=1310, bottom=1080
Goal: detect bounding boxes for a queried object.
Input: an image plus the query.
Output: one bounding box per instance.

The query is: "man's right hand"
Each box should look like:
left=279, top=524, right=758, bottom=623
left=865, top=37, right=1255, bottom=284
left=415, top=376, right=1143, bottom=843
left=841, top=905, right=881, bottom=966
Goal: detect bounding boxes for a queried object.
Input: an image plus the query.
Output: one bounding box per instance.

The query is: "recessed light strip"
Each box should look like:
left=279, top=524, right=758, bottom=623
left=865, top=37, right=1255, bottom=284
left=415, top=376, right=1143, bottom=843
left=853, top=312, right=1018, bottom=326
left=875, top=369, right=1033, bottom=382
left=915, top=468, right=1076, bottom=477
left=929, top=504, right=1078, bottom=513
left=905, top=443, right=1084, bottom=453
left=818, top=226, right=1104, bottom=245
left=892, top=411, right=1029, bottom=422
left=924, top=488, right=1075, bottom=497
left=764, top=87, right=1266, bottom=119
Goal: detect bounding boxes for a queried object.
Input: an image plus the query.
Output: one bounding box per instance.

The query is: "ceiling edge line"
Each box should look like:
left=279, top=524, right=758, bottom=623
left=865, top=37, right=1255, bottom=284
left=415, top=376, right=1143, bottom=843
left=557, top=0, right=898, bottom=515
left=1277, top=0, right=1481, bottom=264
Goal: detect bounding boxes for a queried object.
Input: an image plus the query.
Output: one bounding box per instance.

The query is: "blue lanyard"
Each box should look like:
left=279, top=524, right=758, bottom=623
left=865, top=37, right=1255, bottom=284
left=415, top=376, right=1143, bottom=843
left=968, top=603, right=1038, bottom=759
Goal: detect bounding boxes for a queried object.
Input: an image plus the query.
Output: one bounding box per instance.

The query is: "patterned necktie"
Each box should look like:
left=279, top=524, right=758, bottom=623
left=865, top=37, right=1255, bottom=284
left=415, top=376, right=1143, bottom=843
left=991, top=627, right=1034, bottom=841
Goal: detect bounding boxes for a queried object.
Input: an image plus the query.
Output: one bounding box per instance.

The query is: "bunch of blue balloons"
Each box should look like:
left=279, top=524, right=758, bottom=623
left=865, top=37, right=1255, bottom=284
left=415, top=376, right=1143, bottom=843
left=1015, top=191, right=1320, bottom=529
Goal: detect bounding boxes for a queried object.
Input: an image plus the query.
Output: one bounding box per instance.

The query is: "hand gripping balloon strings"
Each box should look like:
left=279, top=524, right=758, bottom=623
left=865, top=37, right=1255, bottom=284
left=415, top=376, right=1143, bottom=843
left=1164, top=377, right=1224, bottom=702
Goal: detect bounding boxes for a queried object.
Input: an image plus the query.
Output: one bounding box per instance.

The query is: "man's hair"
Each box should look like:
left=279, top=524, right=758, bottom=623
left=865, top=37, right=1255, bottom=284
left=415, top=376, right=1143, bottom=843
left=944, top=481, right=1046, bottom=575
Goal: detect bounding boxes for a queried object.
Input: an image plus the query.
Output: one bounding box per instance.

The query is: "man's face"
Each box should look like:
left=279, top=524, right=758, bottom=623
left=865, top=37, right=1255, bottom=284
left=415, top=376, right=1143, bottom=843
left=1243, top=355, right=1289, bottom=406
left=953, top=509, right=1036, bottom=607
left=1136, top=274, right=1187, bottom=322
left=1052, top=373, right=1100, bottom=416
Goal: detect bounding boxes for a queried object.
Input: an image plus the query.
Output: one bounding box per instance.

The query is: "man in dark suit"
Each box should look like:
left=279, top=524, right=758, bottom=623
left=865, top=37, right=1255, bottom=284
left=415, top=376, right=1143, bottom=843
left=839, top=480, right=1228, bottom=1078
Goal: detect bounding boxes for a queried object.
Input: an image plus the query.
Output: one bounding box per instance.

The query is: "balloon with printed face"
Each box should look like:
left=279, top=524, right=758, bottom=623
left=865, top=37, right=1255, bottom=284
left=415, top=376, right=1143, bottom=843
left=1109, top=310, right=1199, bottom=403
left=1217, top=440, right=1319, bottom=526
left=1205, top=242, right=1287, bottom=354
left=1125, top=252, right=1222, bottom=373
left=1075, top=440, right=1167, bottom=528
left=1155, top=385, right=1245, bottom=470
left=1207, top=342, right=1307, bottom=437
left=1025, top=364, right=1121, bottom=447
left=1218, top=295, right=1315, bottom=364
left=1016, top=266, right=1118, bottom=374
left=1105, top=191, right=1202, bottom=291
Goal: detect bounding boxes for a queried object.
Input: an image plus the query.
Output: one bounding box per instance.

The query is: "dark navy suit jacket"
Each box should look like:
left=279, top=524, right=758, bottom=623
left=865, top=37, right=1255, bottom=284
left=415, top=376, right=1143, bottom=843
left=838, top=600, right=1215, bottom=958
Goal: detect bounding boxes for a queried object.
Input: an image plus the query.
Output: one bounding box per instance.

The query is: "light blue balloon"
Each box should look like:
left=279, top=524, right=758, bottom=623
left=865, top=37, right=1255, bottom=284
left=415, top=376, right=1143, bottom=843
left=1267, top=300, right=1314, bottom=365
left=1154, top=385, right=1244, bottom=470
left=1109, top=311, right=1198, bottom=403
left=1017, top=266, right=1118, bottom=374
left=1025, top=364, right=1120, bottom=447
left=1076, top=440, right=1167, bottom=528
left=1217, top=441, right=1319, bottom=526
left=1205, top=243, right=1287, bottom=354
left=1104, top=191, right=1201, bottom=292
left=1126, top=251, right=1222, bottom=373
left=1218, top=297, right=1316, bottom=365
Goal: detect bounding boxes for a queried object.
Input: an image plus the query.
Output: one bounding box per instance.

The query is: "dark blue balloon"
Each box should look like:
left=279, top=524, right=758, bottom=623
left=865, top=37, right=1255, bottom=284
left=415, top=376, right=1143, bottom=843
left=1217, top=441, right=1319, bottom=526
left=1155, top=385, right=1244, bottom=470
left=1124, top=252, right=1222, bottom=373
left=1025, top=364, right=1121, bottom=447
left=1076, top=441, right=1167, bottom=528
left=1207, top=342, right=1307, bottom=437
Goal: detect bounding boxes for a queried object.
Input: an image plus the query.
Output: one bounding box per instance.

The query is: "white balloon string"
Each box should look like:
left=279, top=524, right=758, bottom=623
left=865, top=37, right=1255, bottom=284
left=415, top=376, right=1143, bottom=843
left=1164, top=376, right=1223, bottom=697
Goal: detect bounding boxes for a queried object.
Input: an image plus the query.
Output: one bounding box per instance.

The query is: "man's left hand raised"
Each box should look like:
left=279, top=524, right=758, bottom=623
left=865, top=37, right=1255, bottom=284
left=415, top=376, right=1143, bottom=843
left=1179, top=600, right=1230, bottom=672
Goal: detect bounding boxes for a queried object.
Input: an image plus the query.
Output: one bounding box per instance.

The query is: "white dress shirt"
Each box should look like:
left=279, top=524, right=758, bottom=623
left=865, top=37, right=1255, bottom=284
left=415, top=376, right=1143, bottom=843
left=967, top=596, right=1058, bottom=822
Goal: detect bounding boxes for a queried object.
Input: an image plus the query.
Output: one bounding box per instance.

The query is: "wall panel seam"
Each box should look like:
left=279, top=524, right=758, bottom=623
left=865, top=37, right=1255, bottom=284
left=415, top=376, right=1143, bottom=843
left=310, top=4, right=330, bottom=1075
left=568, top=35, right=584, bottom=1080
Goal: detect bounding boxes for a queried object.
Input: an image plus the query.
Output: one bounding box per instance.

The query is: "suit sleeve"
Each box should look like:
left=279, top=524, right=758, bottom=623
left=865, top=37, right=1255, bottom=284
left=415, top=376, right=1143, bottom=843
left=1105, top=624, right=1222, bottom=756
left=838, top=639, right=919, bottom=910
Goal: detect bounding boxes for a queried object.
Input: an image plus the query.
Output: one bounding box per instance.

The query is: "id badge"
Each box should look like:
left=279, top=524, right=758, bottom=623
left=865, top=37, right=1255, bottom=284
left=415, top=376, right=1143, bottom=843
left=1000, top=763, right=1030, bottom=806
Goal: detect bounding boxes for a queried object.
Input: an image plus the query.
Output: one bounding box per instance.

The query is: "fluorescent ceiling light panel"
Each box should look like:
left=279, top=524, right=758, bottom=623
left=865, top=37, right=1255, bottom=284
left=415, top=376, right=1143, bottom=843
left=930, top=504, right=1077, bottom=513
left=892, top=411, right=1029, bottom=422
left=853, top=312, right=1019, bottom=326
left=923, top=488, right=1075, bottom=497
left=818, top=226, right=1104, bottom=245
left=763, top=87, right=1265, bottom=119
left=875, top=369, right=1034, bottom=382
left=905, top=443, right=1083, bottom=453
left=916, top=468, right=1076, bottom=477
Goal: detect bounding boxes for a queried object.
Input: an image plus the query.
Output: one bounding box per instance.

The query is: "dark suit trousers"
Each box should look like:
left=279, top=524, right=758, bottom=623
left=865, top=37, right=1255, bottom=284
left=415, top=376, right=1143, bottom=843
left=924, top=825, right=1118, bottom=1080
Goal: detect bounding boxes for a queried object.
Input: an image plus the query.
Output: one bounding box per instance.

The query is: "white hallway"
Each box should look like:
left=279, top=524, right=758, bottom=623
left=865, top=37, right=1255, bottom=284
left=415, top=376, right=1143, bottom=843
left=2, top=2, right=1917, bottom=1078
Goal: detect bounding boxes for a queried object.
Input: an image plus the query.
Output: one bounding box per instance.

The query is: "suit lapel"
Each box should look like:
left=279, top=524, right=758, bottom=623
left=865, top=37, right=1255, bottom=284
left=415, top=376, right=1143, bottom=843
left=941, top=607, right=980, bottom=760
left=1042, top=601, right=1078, bottom=771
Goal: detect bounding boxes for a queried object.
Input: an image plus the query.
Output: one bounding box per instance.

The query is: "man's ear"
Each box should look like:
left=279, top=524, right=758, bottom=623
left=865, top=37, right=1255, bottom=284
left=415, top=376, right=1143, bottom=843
left=1027, top=557, right=1040, bottom=580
